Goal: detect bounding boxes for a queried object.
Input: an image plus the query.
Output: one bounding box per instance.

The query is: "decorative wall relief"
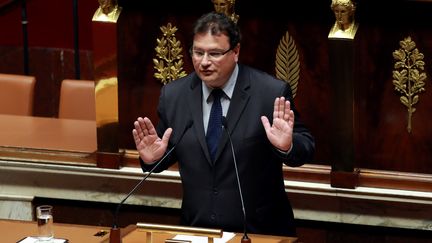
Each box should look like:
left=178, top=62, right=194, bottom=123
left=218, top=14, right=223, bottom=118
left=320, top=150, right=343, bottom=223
left=153, top=23, right=187, bottom=85
left=275, top=31, right=300, bottom=98
left=392, top=36, right=427, bottom=133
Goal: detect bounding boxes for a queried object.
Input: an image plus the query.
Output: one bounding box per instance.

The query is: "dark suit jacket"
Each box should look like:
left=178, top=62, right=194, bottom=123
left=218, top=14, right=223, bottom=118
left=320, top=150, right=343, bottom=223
left=141, top=64, right=315, bottom=236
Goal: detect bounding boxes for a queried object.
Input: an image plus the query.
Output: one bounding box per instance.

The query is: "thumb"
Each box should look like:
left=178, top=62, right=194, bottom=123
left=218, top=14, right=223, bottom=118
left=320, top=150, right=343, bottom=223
left=161, top=128, right=173, bottom=145
left=261, top=116, right=271, bottom=132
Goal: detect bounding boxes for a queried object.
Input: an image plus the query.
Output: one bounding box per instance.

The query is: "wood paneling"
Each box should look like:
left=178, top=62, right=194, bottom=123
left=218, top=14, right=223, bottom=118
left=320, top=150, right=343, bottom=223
left=1, top=0, right=431, bottom=177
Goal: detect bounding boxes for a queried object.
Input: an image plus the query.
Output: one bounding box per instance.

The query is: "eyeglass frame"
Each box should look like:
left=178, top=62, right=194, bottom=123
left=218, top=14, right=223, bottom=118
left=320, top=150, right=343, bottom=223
left=189, top=47, right=233, bottom=61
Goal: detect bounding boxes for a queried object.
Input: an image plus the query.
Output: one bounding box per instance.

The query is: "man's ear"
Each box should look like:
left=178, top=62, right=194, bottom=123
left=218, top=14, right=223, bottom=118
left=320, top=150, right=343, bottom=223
left=233, top=44, right=240, bottom=61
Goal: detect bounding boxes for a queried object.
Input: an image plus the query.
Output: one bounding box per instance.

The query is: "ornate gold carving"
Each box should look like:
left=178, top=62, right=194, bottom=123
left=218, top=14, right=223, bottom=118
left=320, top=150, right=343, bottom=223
left=92, top=0, right=121, bottom=23
left=153, top=23, right=187, bottom=85
left=392, top=36, right=427, bottom=133
left=328, top=0, right=358, bottom=39
left=275, top=31, right=300, bottom=98
left=212, top=0, right=239, bottom=23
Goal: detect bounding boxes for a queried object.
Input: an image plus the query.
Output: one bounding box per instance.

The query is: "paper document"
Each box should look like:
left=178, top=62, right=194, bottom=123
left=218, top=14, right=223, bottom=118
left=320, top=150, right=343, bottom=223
left=17, top=236, right=68, bottom=243
left=171, top=231, right=235, bottom=243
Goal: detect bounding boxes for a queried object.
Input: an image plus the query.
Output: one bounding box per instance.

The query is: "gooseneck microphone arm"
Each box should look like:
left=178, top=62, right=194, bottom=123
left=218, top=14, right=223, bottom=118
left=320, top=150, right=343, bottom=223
left=110, top=120, right=193, bottom=243
left=221, top=117, right=251, bottom=243
left=112, top=144, right=175, bottom=228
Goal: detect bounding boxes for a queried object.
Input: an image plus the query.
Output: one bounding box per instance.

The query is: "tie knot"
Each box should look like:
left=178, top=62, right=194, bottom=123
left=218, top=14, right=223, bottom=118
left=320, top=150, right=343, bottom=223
left=211, top=88, right=224, bottom=99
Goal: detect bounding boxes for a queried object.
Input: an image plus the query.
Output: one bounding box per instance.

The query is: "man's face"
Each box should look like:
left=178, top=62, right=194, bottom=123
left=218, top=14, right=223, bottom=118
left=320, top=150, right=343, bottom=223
left=191, top=32, right=239, bottom=88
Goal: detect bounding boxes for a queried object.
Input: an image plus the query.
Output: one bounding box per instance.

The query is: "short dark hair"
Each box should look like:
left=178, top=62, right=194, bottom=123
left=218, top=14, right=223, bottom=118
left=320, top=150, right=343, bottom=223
left=193, top=11, right=241, bottom=49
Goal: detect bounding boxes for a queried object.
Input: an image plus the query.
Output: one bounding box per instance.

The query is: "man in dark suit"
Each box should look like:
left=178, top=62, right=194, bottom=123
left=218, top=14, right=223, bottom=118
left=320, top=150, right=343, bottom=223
left=132, top=12, right=315, bottom=237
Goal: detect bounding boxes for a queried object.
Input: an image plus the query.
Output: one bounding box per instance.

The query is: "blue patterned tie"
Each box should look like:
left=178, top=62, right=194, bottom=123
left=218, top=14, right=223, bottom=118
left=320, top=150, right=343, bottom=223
left=206, top=89, right=223, bottom=162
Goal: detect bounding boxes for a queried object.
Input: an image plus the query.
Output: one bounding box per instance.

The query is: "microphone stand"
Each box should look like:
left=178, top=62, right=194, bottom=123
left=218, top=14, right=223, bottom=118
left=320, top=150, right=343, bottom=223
left=109, top=145, right=177, bottom=243
left=222, top=117, right=251, bottom=243
left=109, top=120, right=193, bottom=243
left=109, top=226, right=121, bottom=243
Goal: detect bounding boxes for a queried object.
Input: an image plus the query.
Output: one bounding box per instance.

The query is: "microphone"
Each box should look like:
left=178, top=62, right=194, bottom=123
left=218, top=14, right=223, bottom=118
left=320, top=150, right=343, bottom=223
left=221, top=117, right=251, bottom=243
left=110, top=120, right=193, bottom=243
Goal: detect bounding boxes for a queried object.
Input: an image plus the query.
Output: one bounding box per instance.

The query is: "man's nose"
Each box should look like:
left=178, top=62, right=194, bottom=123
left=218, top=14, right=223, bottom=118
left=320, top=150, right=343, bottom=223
left=200, top=53, right=212, bottom=65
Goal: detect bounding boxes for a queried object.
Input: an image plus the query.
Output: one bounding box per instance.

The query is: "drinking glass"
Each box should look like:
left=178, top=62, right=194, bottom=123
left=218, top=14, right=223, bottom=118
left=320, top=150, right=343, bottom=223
left=36, top=205, right=54, bottom=241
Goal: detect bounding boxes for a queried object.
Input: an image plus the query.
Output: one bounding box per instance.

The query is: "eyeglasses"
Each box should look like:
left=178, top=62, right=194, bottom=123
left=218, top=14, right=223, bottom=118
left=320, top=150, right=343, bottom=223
left=190, top=48, right=232, bottom=61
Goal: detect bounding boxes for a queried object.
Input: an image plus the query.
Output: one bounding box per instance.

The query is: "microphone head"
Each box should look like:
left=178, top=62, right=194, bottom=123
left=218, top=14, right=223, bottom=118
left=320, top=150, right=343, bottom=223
left=221, top=116, right=228, bottom=128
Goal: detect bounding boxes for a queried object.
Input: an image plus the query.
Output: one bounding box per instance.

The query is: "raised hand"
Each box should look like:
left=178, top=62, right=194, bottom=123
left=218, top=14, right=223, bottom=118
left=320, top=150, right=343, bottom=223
left=132, top=117, right=172, bottom=164
left=261, top=97, right=294, bottom=152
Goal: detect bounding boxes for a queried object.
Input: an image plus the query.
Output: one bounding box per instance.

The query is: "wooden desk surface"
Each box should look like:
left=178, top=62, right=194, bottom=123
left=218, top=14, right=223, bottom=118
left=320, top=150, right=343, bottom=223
left=0, top=219, right=110, bottom=243
left=0, top=114, right=96, bottom=152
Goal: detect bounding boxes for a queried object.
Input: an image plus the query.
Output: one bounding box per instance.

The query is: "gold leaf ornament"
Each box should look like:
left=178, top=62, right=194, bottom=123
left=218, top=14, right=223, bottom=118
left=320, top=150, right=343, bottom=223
left=392, top=36, right=427, bottom=133
left=275, top=31, right=300, bottom=98
left=153, top=23, right=187, bottom=85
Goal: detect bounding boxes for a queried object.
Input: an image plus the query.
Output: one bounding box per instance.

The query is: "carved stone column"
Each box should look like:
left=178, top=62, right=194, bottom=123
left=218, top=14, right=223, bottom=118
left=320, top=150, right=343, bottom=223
left=92, top=3, right=123, bottom=169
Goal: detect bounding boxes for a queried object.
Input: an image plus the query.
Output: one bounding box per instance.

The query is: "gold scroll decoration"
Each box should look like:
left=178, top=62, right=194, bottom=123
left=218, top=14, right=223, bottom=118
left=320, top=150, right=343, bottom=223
left=153, top=23, right=187, bottom=85
left=392, top=36, right=427, bottom=133
left=275, top=31, right=300, bottom=98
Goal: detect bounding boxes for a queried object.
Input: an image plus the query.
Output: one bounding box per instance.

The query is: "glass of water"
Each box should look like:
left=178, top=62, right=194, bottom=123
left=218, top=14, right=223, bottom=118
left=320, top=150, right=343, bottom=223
left=36, top=205, right=54, bottom=241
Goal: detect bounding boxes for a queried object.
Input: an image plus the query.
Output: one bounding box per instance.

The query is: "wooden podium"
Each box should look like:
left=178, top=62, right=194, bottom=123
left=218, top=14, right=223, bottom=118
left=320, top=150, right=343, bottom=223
left=0, top=219, right=297, bottom=243
left=125, top=223, right=297, bottom=243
